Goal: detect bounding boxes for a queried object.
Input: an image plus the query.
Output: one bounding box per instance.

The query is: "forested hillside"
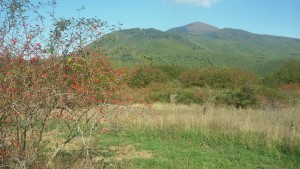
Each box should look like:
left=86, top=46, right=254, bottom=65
left=91, top=22, right=300, bottom=75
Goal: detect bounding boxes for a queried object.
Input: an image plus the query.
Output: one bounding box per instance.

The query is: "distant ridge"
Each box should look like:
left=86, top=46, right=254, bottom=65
left=167, top=22, right=219, bottom=35
left=90, top=22, right=300, bottom=75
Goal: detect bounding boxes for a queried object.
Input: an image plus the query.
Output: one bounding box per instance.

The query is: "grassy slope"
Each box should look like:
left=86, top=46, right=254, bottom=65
left=91, top=28, right=300, bottom=75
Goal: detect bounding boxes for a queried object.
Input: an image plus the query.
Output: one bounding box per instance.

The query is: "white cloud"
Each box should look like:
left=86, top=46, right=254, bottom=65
left=165, top=0, right=219, bottom=7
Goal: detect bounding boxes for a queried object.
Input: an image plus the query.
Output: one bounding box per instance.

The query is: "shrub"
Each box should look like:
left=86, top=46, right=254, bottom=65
left=263, top=60, right=300, bottom=87
left=148, top=91, right=171, bottom=103
left=179, top=68, right=206, bottom=87
left=0, top=1, right=131, bottom=167
left=259, top=86, right=285, bottom=101
left=216, top=85, right=257, bottom=108
left=176, top=89, right=203, bottom=104
left=157, top=65, right=186, bottom=79
left=179, top=67, right=257, bottom=89
left=148, top=88, right=204, bottom=104
left=126, top=66, right=170, bottom=88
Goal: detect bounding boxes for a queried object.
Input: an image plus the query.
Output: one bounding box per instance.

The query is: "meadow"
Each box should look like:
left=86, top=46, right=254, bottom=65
left=47, top=103, right=300, bottom=169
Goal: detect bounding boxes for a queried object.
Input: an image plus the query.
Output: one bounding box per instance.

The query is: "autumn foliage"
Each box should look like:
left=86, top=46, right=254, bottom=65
left=178, top=67, right=257, bottom=89
left=0, top=0, right=129, bottom=167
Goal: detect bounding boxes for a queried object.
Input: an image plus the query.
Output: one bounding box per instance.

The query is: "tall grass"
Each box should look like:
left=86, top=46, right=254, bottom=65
left=119, top=103, right=300, bottom=153
left=39, top=103, right=300, bottom=168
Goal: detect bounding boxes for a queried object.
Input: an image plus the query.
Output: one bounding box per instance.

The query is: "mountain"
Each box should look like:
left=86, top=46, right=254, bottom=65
left=167, top=22, right=219, bottom=35
left=90, top=22, right=300, bottom=75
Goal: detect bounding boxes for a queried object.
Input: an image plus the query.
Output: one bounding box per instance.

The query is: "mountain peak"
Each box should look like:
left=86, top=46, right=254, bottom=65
left=167, top=22, right=219, bottom=35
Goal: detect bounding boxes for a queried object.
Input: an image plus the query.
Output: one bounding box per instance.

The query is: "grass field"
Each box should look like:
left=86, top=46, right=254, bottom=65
left=47, top=103, right=300, bottom=169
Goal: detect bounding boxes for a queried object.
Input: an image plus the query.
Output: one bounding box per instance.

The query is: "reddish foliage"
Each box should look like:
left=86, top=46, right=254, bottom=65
left=0, top=1, right=134, bottom=167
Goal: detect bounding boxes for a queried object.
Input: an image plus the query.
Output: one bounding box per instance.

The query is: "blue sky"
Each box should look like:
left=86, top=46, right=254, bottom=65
left=44, top=0, right=299, bottom=38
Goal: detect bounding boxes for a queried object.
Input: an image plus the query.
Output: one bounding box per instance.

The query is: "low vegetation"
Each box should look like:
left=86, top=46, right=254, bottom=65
left=30, top=103, right=300, bottom=168
left=125, top=60, right=300, bottom=109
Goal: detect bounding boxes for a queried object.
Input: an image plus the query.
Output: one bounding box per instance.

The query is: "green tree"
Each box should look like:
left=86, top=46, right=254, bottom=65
left=263, top=60, right=300, bottom=87
left=217, top=85, right=257, bottom=108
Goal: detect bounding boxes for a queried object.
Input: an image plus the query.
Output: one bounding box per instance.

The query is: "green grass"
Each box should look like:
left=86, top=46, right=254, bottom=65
left=101, top=127, right=299, bottom=169
left=94, top=102, right=300, bottom=168
left=41, top=104, right=300, bottom=168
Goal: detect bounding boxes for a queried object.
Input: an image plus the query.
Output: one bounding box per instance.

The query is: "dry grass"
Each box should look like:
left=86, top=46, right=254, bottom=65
left=120, top=103, right=300, bottom=147
left=32, top=103, right=300, bottom=168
